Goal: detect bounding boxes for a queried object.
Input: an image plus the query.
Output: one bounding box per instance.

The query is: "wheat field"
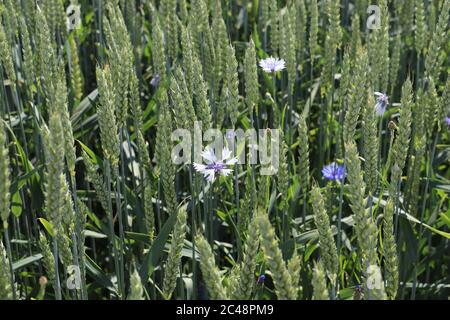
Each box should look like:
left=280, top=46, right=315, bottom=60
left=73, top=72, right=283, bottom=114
left=0, top=0, right=449, bottom=301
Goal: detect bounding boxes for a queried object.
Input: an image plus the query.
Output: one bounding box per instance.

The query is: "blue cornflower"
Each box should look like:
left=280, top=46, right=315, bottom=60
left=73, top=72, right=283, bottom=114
left=193, top=147, right=237, bottom=182
left=445, top=116, right=450, bottom=127
left=257, top=274, right=266, bottom=285
left=322, top=162, right=346, bottom=182
left=374, top=92, right=389, bottom=116
left=150, top=74, right=161, bottom=87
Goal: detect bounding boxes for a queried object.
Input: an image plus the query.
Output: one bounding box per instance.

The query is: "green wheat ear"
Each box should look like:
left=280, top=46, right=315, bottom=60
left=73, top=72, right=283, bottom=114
left=181, top=24, right=195, bottom=95
left=349, top=14, right=361, bottom=63
left=311, top=184, right=338, bottom=284
left=230, top=214, right=260, bottom=300
left=42, top=114, right=65, bottom=234
left=155, top=92, right=177, bottom=216
left=1, top=0, right=18, bottom=40
left=406, top=135, right=426, bottom=217
left=170, top=68, right=197, bottom=132
left=260, top=0, right=270, bottom=31
left=196, top=234, right=227, bottom=300
left=127, top=264, right=144, bottom=300
left=321, top=0, right=341, bottom=94
left=383, top=199, right=399, bottom=300
left=53, top=79, right=76, bottom=178
left=18, top=16, right=35, bottom=91
left=344, top=141, right=377, bottom=266
left=345, top=141, right=387, bottom=300
left=280, top=4, right=296, bottom=96
left=309, top=0, right=318, bottom=62
left=212, top=7, right=228, bottom=97
left=191, top=50, right=212, bottom=130
left=150, top=11, right=166, bottom=79
left=339, top=48, right=351, bottom=105
left=269, top=2, right=280, bottom=55
left=294, top=0, right=307, bottom=61
left=424, top=0, right=450, bottom=83
left=399, top=0, right=415, bottom=36
left=389, top=78, right=412, bottom=198
left=244, top=39, right=259, bottom=115
left=0, top=22, right=16, bottom=85
left=0, top=118, right=11, bottom=229
left=312, top=260, right=329, bottom=300
left=164, top=0, right=179, bottom=62
left=414, top=0, right=427, bottom=55
left=68, top=36, right=84, bottom=102
left=35, top=8, right=58, bottom=101
left=104, top=4, right=133, bottom=129
left=131, top=66, right=152, bottom=172
left=256, top=212, right=297, bottom=300
left=202, top=23, right=216, bottom=93
left=225, top=43, right=239, bottom=126
left=370, top=0, right=389, bottom=93
left=42, top=0, right=67, bottom=38
left=163, top=204, right=188, bottom=300
left=38, top=232, right=56, bottom=285
left=0, top=240, right=13, bottom=299
left=389, top=32, right=401, bottom=94
left=287, top=252, right=302, bottom=298
left=96, top=65, right=120, bottom=169
left=297, top=113, right=310, bottom=195
left=56, top=232, right=73, bottom=268
left=239, top=150, right=257, bottom=233
left=226, top=264, right=241, bottom=299
left=82, top=152, right=109, bottom=214
left=363, top=90, right=379, bottom=195
left=343, top=44, right=368, bottom=144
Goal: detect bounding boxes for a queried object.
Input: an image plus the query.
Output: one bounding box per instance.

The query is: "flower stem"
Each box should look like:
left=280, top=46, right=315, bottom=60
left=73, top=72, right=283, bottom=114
left=273, top=73, right=277, bottom=109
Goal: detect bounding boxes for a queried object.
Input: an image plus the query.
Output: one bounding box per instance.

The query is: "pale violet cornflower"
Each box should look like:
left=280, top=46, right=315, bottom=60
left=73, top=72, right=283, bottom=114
left=322, top=162, right=346, bottom=182
left=193, top=147, right=238, bottom=182
left=150, top=74, right=161, bottom=88
left=445, top=116, right=450, bottom=127
left=259, top=57, right=286, bottom=73
left=374, top=92, right=389, bottom=116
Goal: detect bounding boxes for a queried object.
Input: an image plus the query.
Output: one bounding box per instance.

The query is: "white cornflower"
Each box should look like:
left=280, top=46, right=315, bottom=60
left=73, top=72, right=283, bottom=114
left=374, top=92, right=389, bottom=116
left=259, top=56, right=286, bottom=73
left=193, top=147, right=238, bottom=182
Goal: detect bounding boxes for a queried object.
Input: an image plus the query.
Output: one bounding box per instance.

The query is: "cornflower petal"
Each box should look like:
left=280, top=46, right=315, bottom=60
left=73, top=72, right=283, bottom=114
left=445, top=116, right=450, bottom=126
left=221, top=147, right=232, bottom=161
left=322, top=162, right=346, bottom=182
left=220, top=169, right=233, bottom=177
left=193, top=163, right=207, bottom=173
left=374, top=92, right=389, bottom=116
left=201, top=148, right=217, bottom=163
left=226, top=158, right=238, bottom=165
